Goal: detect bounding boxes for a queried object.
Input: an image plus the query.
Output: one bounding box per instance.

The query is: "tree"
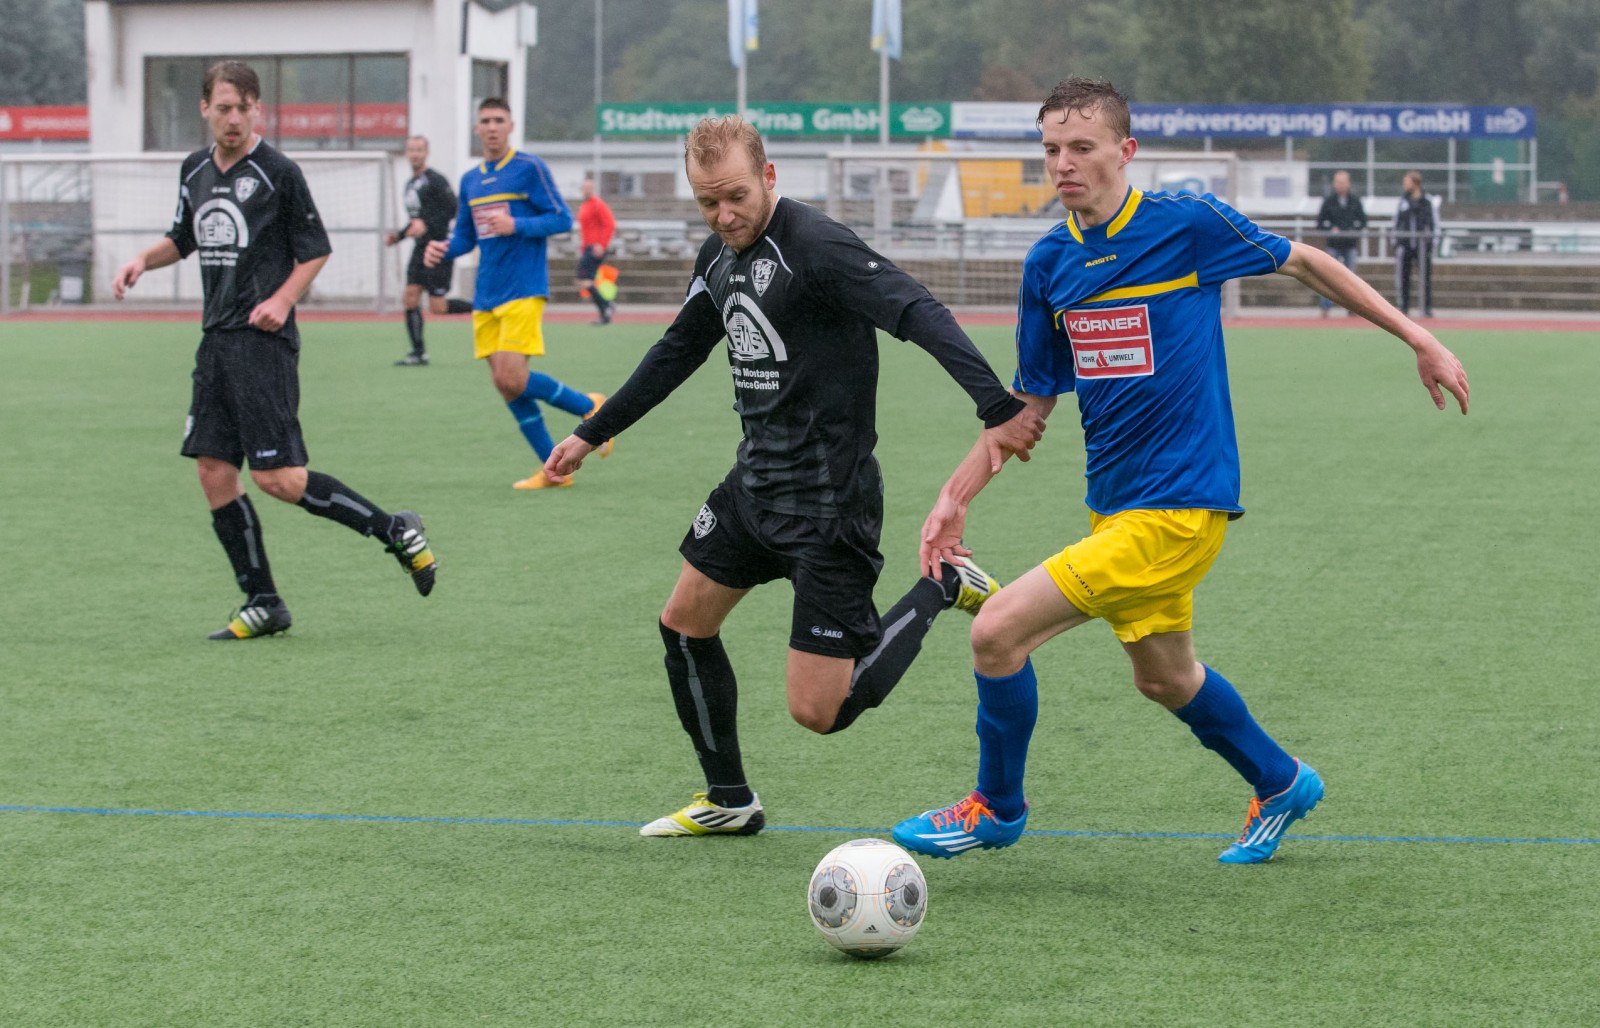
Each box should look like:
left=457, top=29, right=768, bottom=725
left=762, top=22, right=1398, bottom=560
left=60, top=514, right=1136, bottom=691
left=1139, top=0, right=1372, bottom=102
left=0, top=0, right=85, bottom=104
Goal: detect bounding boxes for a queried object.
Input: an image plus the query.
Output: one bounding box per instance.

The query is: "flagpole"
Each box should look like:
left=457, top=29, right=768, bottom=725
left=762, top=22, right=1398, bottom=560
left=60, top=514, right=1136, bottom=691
left=874, top=43, right=891, bottom=246
left=878, top=46, right=889, bottom=149
left=592, top=0, right=603, bottom=184
left=737, top=61, right=747, bottom=120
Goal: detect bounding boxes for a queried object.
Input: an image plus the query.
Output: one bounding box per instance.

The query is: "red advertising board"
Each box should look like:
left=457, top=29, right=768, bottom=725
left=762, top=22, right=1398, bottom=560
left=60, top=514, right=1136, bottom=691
left=0, top=106, right=90, bottom=141
left=259, top=103, right=408, bottom=139
left=0, top=103, right=406, bottom=142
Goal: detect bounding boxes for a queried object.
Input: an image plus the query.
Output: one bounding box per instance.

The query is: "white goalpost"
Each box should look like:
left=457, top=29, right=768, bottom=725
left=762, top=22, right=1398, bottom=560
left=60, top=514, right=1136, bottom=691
left=1, top=151, right=394, bottom=316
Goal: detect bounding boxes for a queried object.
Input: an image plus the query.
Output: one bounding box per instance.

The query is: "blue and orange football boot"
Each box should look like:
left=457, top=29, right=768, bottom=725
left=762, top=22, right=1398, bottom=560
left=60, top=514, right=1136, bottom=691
left=1218, top=760, right=1325, bottom=864
left=892, top=791, right=1027, bottom=859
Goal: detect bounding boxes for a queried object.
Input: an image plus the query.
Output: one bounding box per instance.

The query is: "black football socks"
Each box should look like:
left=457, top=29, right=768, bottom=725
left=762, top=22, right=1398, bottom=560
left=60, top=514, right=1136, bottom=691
left=827, top=577, right=946, bottom=733
left=211, top=494, right=277, bottom=597
left=659, top=620, right=754, bottom=809
left=296, top=471, right=393, bottom=539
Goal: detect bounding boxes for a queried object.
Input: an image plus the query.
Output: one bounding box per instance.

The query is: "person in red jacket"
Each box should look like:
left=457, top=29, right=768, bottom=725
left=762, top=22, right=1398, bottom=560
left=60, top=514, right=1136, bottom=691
left=574, top=177, right=617, bottom=324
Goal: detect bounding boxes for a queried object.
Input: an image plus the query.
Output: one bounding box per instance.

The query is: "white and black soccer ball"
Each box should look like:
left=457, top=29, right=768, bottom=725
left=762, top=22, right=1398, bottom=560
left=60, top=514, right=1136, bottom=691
left=807, top=838, right=927, bottom=959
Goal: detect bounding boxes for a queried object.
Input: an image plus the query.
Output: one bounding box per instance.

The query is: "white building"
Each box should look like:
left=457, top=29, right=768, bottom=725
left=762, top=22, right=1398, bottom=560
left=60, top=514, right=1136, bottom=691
left=72, top=0, right=536, bottom=306
left=84, top=0, right=535, bottom=165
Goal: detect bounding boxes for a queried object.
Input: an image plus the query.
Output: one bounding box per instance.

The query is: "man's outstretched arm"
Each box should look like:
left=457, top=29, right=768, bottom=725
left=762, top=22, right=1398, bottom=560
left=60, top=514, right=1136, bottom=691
left=1277, top=240, right=1469, bottom=414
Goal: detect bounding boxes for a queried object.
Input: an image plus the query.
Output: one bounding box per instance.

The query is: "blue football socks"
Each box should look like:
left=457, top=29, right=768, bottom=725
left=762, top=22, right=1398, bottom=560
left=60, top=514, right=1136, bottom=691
left=506, top=393, right=556, bottom=460
left=523, top=371, right=593, bottom=417
left=974, top=659, right=1039, bottom=822
left=1172, top=666, right=1298, bottom=799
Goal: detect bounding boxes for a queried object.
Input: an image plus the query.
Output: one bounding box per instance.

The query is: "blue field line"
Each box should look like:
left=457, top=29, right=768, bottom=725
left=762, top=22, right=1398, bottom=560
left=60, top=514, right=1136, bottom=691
left=3, top=803, right=1597, bottom=846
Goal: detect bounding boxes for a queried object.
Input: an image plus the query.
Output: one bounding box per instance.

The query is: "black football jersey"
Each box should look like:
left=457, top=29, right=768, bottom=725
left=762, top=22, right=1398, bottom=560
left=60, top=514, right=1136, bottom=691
left=580, top=197, right=1015, bottom=517
left=402, top=167, right=457, bottom=241
left=165, top=139, right=332, bottom=342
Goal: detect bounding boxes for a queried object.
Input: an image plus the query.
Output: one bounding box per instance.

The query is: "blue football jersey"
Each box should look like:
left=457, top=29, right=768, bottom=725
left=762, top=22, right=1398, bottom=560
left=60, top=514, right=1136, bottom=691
left=443, top=149, right=572, bottom=310
left=1014, top=188, right=1291, bottom=516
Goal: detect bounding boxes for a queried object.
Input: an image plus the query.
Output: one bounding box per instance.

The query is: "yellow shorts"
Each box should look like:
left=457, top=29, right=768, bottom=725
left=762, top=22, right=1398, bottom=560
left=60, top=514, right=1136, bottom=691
left=1043, top=508, right=1230, bottom=643
left=472, top=297, right=546, bottom=359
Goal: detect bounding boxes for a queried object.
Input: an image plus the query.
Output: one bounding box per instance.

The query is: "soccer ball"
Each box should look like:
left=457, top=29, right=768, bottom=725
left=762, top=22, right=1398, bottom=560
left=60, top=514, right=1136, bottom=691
left=807, top=838, right=927, bottom=959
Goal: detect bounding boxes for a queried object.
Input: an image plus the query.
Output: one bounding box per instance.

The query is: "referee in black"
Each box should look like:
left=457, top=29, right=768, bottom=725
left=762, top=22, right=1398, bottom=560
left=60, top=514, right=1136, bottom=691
left=545, top=116, right=1046, bottom=838
left=387, top=134, right=469, bottom=365
left=1393, top=170, right=1436, bottom=318
left=112, top=60, right=438, bottom=640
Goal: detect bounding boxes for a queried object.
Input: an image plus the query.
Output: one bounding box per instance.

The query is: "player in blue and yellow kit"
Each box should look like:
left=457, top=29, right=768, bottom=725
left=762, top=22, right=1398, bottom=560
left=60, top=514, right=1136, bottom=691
left=893, top=79, right=1469, bottom=864
left=425, top=98, right=612, bottom=489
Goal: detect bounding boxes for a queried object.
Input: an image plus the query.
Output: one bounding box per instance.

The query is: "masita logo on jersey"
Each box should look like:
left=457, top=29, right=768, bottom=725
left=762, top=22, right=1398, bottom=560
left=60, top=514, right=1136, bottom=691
left=1064, top=304, right=1153, bottom=379
left=193, top=197, right=251, bottom=250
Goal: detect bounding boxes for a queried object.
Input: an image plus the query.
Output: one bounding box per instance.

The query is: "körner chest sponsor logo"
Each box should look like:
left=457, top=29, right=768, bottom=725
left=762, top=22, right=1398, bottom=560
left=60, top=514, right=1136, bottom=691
left=1064, top=304, right=1154, bottom=379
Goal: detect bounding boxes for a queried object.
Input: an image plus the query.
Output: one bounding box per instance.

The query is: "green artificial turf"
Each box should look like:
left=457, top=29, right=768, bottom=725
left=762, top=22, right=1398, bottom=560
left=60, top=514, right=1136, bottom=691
left=0, top=317, right=1595, bottom=1026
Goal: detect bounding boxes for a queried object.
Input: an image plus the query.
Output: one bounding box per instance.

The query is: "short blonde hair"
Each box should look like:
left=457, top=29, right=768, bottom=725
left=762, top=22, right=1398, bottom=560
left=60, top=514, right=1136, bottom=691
left=685, top=116, right=767, bottom=177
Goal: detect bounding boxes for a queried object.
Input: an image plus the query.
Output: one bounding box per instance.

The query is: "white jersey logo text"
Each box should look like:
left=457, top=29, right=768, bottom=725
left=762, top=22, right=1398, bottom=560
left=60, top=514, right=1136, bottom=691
left=722, top=292, right=789, bottom=363
left=194, top=198, right=250, bottom=250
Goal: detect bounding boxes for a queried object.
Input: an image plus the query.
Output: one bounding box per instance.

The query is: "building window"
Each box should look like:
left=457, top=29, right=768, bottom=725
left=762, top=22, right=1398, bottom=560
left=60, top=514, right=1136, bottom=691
left=469, top=60, right=508, bottom=157
left=143, top=55, right=408, bottom=152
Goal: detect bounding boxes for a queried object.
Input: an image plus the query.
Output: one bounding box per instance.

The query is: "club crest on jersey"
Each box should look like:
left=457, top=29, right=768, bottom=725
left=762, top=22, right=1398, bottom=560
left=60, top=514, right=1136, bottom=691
left=751, top=258, right=776, bottom=296
left=234, top=176, right=259, bottom=202
left=693, top=504, right=717, bottom=539
left=1063, top=303, right=1154, bottom=378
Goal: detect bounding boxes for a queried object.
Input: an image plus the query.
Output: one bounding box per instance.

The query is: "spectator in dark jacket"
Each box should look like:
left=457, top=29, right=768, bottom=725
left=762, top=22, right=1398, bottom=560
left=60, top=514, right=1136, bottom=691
left=1315, top=170, right=1367, bottom=316
left=1393, top=171, right=1436, bottom=318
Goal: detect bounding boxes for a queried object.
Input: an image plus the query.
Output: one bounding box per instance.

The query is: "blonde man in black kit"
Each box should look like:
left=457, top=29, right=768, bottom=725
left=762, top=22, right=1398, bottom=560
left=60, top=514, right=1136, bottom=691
left=546, top=116, right=1046, bottom=837
left=387, top=134, right=472, bottom=365
left=112, top=61, right=437, bottom=639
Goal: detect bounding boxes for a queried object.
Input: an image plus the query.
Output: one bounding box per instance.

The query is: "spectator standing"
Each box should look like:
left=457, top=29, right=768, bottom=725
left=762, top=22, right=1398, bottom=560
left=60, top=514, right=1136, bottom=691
left=1393, top=171, right=1436, bottom=318
left=1315, top=170, right=1367, bottom=317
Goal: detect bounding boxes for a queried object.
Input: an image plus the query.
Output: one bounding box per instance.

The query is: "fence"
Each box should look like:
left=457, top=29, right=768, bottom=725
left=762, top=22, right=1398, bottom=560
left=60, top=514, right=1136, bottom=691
left=7, top=148, right=1599, bottom=315
left=1, top=151, right=392, bottom=315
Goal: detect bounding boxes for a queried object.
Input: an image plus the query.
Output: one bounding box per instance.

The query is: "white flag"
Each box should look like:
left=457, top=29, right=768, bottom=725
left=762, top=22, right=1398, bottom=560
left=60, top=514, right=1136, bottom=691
left=728, top=0, right=759, bottom=69
left=871, top=0, right=902, bottom=60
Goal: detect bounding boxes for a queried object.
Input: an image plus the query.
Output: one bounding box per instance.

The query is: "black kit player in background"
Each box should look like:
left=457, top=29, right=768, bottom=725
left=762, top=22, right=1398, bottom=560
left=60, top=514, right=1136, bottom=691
left=386, top=134, right=472, bottom=366
left=112, top=60, right=438, bottom=640
left=545, top=116, right=1046, bottom=837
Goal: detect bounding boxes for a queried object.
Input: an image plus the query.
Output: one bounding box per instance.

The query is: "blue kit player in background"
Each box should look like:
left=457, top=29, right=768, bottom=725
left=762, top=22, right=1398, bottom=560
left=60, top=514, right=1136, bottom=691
left=425, top=97, right=613, bottom=490
left=893, top=78, right=1469, bottom=865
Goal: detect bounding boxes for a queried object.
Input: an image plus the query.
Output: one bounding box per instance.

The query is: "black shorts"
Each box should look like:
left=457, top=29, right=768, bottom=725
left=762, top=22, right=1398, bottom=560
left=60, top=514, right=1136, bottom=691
left=407, top=243, right=454, bottom=296
left=575, top=249, right=607, bottom=281
left=181, top=328, right=308, bottom=471
left=679, top=472, right=886, bottom=658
